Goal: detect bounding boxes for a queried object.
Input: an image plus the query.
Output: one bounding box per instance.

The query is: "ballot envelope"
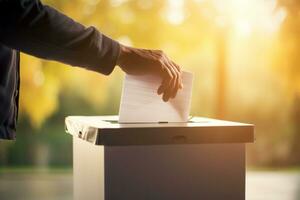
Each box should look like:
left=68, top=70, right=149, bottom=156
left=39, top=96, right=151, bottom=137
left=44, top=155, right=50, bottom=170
left=118, top=71, right=194, bottom=123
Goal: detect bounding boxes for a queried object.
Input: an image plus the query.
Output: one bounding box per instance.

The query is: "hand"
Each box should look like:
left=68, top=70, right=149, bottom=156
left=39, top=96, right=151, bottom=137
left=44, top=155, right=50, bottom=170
left=117, top=44, right=183, bottom=102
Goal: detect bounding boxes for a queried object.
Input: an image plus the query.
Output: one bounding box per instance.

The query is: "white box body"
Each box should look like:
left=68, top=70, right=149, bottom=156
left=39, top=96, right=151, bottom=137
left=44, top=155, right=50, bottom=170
left=66, top=116, right=254, bottom=200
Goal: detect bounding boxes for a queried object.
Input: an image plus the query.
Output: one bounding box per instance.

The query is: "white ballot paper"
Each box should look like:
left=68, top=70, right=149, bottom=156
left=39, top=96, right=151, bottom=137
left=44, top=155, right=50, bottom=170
left=118, top=71, right=193, bottom=123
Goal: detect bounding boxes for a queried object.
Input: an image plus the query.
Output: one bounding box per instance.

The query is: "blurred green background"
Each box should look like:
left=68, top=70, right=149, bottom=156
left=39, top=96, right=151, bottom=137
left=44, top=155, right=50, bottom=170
left=1, top=0, right=300, bottom=170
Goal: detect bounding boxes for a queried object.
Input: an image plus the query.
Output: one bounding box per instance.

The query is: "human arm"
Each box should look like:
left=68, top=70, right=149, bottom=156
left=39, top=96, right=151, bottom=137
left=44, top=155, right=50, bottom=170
left=0, top=0, right=182, bottom=101
left=0, top=0, right=119, bottom=75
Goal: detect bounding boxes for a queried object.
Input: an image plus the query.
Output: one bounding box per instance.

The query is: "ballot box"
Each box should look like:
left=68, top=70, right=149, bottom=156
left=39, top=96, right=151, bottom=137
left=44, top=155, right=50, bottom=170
left=65, top=115, right=254, bottom=200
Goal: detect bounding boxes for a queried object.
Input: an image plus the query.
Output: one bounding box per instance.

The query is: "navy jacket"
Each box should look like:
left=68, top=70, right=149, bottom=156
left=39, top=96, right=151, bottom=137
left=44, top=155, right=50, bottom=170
left=0, top=0, right=120, bottom=140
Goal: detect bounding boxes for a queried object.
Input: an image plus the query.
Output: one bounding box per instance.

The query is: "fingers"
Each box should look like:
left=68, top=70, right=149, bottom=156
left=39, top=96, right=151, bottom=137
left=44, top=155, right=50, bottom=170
left=171, top=61, right=183, bottom=89
left=166, top=61, right=179, bottom=99
left=157, top=65, right=174, bottom=101
left=148, top=49, right=182, bottom=102
left=157, top=59, right=182, bottom=102
left=168, top=60, right=183, bottom=95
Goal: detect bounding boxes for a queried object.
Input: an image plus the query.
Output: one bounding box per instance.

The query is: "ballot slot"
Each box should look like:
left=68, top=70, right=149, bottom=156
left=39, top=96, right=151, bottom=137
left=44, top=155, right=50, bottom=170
left=103, top=117, right=210, bottom=125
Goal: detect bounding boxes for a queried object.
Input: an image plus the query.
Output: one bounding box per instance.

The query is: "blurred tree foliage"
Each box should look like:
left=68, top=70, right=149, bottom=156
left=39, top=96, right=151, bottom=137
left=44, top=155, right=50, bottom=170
left=19, top=0, right=219, bottom=127
left=270, top=0, right=300, bottom=165
left=1, top=0, right=300, bottom=167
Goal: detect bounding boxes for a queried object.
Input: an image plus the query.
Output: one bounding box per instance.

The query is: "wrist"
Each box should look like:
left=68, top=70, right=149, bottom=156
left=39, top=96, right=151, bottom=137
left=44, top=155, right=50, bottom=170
left=117, top=44, right=129, bottom=66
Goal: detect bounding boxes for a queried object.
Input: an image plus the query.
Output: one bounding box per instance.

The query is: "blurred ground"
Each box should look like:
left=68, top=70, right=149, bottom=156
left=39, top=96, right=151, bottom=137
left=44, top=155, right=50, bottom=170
left=0, top=170, right=299, bottom=200
left=0, top=169, right=73, bottom=200
left=246, top=171, right=300, bottom=200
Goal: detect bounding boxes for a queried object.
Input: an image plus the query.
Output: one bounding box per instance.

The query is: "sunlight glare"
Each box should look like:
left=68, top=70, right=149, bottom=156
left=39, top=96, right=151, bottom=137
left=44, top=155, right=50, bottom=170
left=235, top=19, right=252, bottom=36
left=165, top=0, right=185, bottom=25
left=110, top=0, right=128, bottom=7
left=211, top=0, right=286, bottom=36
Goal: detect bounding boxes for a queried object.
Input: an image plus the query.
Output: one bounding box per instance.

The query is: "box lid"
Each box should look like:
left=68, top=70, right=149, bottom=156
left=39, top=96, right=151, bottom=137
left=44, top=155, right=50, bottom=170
left=65, top=115, right=254, bottom=145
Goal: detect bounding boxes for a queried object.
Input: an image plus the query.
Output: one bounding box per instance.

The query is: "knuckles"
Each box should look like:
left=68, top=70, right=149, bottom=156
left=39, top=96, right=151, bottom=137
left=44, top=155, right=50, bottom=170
left=155, top=50, right=166, bottom=60
left=155, top=50, right=164, bottom=55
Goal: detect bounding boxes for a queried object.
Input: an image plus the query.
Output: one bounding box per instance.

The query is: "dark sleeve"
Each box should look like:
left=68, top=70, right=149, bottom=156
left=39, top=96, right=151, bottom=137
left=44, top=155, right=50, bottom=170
left=0, top=0, right=120, bottom=75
